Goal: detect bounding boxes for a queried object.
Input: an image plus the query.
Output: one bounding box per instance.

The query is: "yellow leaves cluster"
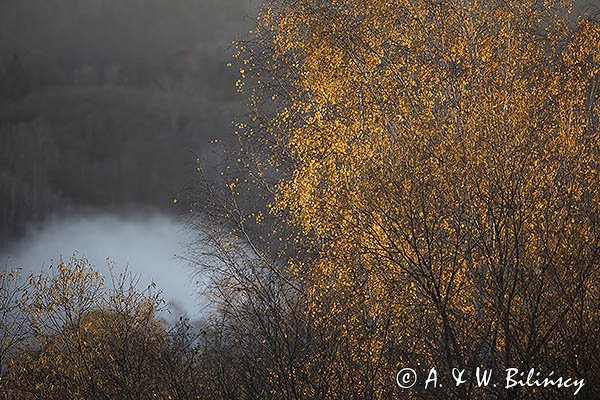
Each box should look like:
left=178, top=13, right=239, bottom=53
left=5, top=258, right=188, bottom=399
left=244, top=0, right=600, bottom=393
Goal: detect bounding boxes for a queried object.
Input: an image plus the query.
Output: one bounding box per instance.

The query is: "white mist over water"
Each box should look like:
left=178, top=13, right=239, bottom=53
left=1, top=212, right=204, bottom=319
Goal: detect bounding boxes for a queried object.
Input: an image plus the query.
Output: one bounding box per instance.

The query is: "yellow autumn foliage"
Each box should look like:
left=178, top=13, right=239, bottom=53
left=239, top=0, right=599, bottom=397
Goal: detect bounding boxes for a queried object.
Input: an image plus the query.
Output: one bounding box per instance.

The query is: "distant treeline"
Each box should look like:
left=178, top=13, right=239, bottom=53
left=0, top=0, right=252, bottom=239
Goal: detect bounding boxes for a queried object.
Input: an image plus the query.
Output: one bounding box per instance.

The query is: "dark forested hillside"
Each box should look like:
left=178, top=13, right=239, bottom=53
left=0, top=0, right=254, bottom=239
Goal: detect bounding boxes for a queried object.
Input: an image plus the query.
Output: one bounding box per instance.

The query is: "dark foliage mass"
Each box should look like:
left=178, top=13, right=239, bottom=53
left=0, top=0, right=252, bottom=240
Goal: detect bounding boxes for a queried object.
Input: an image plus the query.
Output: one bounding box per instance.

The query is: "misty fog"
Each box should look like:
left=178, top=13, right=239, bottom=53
left=1, top=211, right=202, bottom=319
left=1, top=0, right=256, bottom=315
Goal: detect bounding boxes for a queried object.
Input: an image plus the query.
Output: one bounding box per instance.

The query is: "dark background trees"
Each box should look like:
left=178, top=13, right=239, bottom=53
left=0, top=0, right=254, bottom=241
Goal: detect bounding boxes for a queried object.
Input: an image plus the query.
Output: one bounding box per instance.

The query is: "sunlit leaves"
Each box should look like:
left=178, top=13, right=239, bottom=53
left=239, top=0, right=599, bottom=397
